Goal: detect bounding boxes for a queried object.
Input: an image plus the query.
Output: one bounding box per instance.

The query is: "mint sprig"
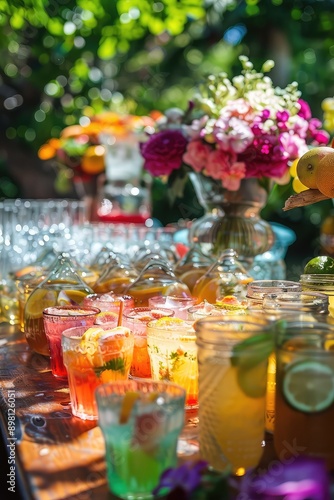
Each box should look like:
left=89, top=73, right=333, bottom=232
left=94, top=357, right=125, bottom=378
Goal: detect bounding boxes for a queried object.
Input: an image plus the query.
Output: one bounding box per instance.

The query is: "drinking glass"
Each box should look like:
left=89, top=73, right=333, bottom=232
left=123, top=307, right=174, bottom=379
left=146, top=318, right=198, bottom=409
left=194, top=315, right=273, bottom=474
left=62, top=324, right=134, bottom=420
left=274, top=319, right=334, bottom=470
left=95, top=379, right=186, bottom=500
left=148, top=295, right=197, bottom=319
left=43, top=305, right=100, bottom=378
left=246, top=279, right=302, bottom=307
left=83, top=293, right=134, bottom=315
left=300, top=273, right=334, bottom=318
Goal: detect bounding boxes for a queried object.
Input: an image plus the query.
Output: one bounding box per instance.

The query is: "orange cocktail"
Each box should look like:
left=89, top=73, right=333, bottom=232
left=124, top=307, right=174, bottom=378
left=62, top=325, right=134, bottom=420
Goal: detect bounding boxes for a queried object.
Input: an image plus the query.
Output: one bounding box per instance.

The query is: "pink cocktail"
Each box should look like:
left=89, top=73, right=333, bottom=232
left=148, top=295, right=197, bottom=319
left=43, top=305, right=100, bottom=378
left=83, top=293, right=134, bottom=314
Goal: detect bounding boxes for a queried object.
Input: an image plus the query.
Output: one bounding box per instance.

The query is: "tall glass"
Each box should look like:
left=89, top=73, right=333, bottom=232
left=146, top=318, right=198, bottom=409
left=123, top=307, right=174, bottom=379
left=96, top=380, right=186, bottom=500
left=43, top=305, right=100, bottom=378
left=274, top=319, right=334, bottom=470
left=62, top=324, right=134, bottom=420
left=194, top=315, right=273, bottom=474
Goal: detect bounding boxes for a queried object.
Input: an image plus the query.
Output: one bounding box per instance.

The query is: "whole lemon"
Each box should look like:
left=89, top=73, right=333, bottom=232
left=315, top=151, right=334, bottom=198
left=296, top=147, right=334, bottom=189
left=304, top=255, right=334, bottom=274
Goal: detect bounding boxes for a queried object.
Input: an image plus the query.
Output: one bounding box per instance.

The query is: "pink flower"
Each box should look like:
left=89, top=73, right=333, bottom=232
left=279, top=132, right=308, bottom=159
left=205, top=149, right=246, bottom=190
left=214, top=116, right=254, bottom=153
left=140, top=129, right=187, bottom=176
left=183, top=140, right=211, bottom=172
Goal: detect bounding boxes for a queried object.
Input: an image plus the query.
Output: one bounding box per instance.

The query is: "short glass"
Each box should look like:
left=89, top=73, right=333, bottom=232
left=62, top=324, right=134, bottom=420
left=262, top=291, right=329, bottom=316
left=146, top=318, right=198, bottom=409
left=300, top=274, right=334, bottom=318
left=246, top=279, right=302, bottom=307
left=194, top=315, right=273, bottom=474
left=82, top=293, right=134, bottom=313
left=148, top=295, right=197, bottom=319
left=274, top=319, right=334, bottom=470
left=123, top=307, right=174, bottom=379
left=95, top=380, right=186, bottom=500
left=43, top=305, right=100, bottom=378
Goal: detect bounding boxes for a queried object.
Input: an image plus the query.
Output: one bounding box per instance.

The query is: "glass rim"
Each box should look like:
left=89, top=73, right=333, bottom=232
left=95, top=379, right=186, bottom=399
left=43, top=305, right=101, bottom=317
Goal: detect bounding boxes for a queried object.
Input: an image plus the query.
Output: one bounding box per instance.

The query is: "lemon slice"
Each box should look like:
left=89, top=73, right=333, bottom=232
left=58, top=290, right=88, bottom=305
left=25, top=289, right=58, bottom=319
left=119, top=391, right=140, bottom=424
left=283, top=360, right=334, bottom=413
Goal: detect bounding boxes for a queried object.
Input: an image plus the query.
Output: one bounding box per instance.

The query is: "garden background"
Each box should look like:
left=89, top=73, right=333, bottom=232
left=1, top=0, right=334, bottom=278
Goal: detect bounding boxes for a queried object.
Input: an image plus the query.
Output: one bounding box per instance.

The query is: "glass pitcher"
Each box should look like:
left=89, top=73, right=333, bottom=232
left=24, top=253, right=94, bottom=356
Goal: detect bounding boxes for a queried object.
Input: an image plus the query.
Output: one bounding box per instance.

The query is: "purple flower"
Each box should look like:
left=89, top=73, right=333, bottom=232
left=140, top=129, right=188, bottom=177
left=239, top=456, right=331, bottom=499
left=152, top=460, right=208, bottom=498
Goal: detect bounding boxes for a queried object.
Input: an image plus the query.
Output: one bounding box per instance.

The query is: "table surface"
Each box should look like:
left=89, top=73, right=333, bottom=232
left=0, top=323, right=294, bottom=500
left=0, top=324, right=115, bottom=500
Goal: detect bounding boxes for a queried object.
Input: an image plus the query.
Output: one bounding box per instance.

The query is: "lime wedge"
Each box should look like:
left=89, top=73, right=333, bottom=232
left=231, top=333, right=274, bottom=369
left=283, top=360, right=334, bottom=413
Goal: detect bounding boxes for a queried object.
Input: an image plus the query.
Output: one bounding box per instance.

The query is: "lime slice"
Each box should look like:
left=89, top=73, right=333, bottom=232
left=303, top=256, right=334, bottom=275
left=231, top=333, right=274, bottom=369
left=237, top=360, right=268, bottom=398
left=283, top=360, right=334, bottom=413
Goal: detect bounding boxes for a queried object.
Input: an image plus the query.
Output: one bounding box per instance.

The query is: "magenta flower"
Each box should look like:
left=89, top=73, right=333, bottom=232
left=239, top=456, right=331, bottom=499
left=298, top=99, right=312, bottom=120
left=140, top=129, right=188, bottom=177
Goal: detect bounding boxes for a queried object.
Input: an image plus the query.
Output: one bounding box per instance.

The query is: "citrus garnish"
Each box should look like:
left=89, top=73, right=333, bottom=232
left=25, top=289, right=58, bottom=318
left=179, top=269, right=206, bottom=292
left=153, top=317, right=184, bottom=327
left=283, top=360, right=334, bottom=413
left=119, top=391, right=140, bottom=424
left=215, top=295, right=248, bottom=311
left=237, top=360, right=268, bottom=398
left=303, top=255, right=334, bottom=275
left=231, top=333, right=274, bottom=370
left=95, top=311, right=118, bottom=323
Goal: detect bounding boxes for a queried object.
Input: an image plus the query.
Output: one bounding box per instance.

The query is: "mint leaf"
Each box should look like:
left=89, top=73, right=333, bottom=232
left=94, top=357, right=125, bottom=378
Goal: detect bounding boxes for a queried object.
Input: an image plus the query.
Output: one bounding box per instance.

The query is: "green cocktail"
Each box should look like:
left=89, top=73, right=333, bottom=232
left=95, top=380, right=186, bottom=499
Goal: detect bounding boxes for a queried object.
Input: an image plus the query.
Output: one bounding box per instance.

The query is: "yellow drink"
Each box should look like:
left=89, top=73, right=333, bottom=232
left=195, top=316, right=273, bottom=474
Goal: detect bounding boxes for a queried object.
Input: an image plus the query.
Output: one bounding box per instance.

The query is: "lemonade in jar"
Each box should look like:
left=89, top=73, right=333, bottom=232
left=194, top=316, right=273, bottom=474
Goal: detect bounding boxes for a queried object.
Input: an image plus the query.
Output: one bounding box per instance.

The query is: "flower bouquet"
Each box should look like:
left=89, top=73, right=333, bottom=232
left=39, top=112, right=159, bottom=196
left=140, top=56, right=330, bottom=258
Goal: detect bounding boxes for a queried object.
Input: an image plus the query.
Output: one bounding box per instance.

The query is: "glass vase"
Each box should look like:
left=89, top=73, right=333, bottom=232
left=188, top=172, right=275, bottom=259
